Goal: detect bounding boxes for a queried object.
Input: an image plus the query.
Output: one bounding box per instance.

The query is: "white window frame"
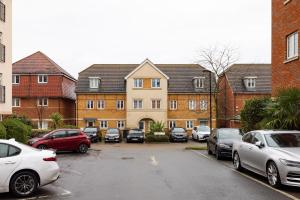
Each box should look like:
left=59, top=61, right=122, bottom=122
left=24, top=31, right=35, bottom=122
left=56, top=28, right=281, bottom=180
left=169, top=100, right=177, bottom=110
left=100, top=120, right=108, bottom=129
left=186, top=121, right=193, bottom=129
left=247, top=78, right=256, bottom=88
left=12, top=75, right=20, bottom=84
left=37, top=98, right=48, bottom=107
left=194, top=77, right=205, bottom=89
left=117, top=100, right=125, bottom=110
left=38, top=75, right=48, bottom=84
left=86, top=100, right=94, bottom=109
left=133, top=99, right=143, bottom=109
left=151, top=78, right=161, bottom=88
left=38, top=121, right=48, bottom=130
left=151, top=99, right=161, bottom=109
left=169, top=121, right=176, bottom=129
left=188, top=100, right=196, bottom=110
left=200, top=100, right=208, bottom=111
left=97, top=100, right=105, bottom=110
left=134, top=79, right=143, bottom=88
left=117, top=121, right=125, bottom=129
left=12, top=98, right=20, bottom=107
left=89, top=77, right=100, bottom=89
left=287, top=32, right=299, bottom=60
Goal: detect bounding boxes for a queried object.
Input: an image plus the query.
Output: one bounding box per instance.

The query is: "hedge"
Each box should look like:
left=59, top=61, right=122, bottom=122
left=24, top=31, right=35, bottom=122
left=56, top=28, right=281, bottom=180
left=2, top=118, right=32, bottom=143
left=145, top=134, right=169, bottom=143
left=0, top=122, right=6, bottom=139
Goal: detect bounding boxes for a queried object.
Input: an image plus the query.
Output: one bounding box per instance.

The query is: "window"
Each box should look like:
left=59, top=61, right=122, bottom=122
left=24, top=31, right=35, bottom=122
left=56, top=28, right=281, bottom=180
left=134, top=79, right=143, bottom=88
left=87, top=100, right=94, bottom=109
left=117, top=121, right=125, bottom=129
left=0, top=144, right=21, bottom=158
left=0, top=1, right=5, bottom=22
left=12, top=98, right=20, bottom=107
left=0, top=42, right=5, bottom=63
left=37, top=98, right=48, bottom=106
left=100, top=121, right=108, bottom=129
left=51, top=130, right=67, bottom=138
left=89, top=77, right=100, bottom=89
left=244, top=77, right=256, bottom=89
left=38, top=121, right=48, bottom=130
left=117, top=100, right=125, bottom=110
left=97, top=100, right=105, bottom=109
left=186, top=121, right=193, bottom=129
left=68, top=130, right=80, bottom=137
left=252, top=133, right=264, bottom=144
left=170, top=100, right=177, bottom=110
left=287, top=32, right=298, bottom=59
left=188, top=100, right=196, bottom=110
left=12, top=75, right=20, bottom=84
left=0, top=144, right=8, bottom=158
left=133, top=99, right=143, bottom=109
left=152, top=99, right=161, bottom=109
left=200, top=100, right=208, bottom=111
left=242, top=133, right=253, bottom=143
left=8, top=146, right=21, bottom=157
left=169, top=121, right=176, bottom=129
left=199, top=119, right=208, bottom=126
left=194, top=77, right=205, bottom=88
left=151, top=79, right=161, bottom=88
left=38, top=75, right=48, bottom=83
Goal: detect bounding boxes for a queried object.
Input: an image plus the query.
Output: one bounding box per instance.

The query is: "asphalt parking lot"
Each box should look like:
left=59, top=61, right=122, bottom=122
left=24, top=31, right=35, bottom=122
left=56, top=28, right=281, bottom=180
left=1, top=141, right=300, bottom=200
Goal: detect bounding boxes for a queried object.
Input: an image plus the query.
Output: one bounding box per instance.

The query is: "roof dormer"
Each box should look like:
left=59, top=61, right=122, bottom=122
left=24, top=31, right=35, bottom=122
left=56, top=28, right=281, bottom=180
left=243, top=76, right=257, bottom=91
left=193, top=77, right=205, bottom=89
left=89, top=77, right=101, bottom=89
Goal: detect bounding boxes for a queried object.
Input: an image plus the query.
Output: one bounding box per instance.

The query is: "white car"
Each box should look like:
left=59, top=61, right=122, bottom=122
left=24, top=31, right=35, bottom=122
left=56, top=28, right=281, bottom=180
left=192, top=126, right=211, bottom=141
left=0, top=139, right=60, bottom=197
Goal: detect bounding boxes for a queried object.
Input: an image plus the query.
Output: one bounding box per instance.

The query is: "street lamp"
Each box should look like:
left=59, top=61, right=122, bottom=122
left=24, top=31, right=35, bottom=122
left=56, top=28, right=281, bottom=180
left=203, top=69, right=213, bottom=134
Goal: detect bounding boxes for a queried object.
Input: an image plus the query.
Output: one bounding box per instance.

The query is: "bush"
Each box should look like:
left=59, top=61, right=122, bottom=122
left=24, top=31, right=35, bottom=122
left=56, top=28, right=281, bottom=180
left=50, top=112, right=63, bottom=129
left=62, top=125, right=78, bottom=129
left=150, top=121, right=165, bottom=134
left=9, top=114, right=33, bottom=127
left=145, top=134, right=169, bottom=143
left=0, top=122, right=6, bottom=139
left=2, top=118, right=32, bottom=143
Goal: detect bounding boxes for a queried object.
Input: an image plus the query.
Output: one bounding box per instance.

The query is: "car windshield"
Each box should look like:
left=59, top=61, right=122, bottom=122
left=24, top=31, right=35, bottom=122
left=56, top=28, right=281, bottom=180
left=218, top=129, right=242, bottom=139
left=198, top=126, right=210, bottom=132
left=84, top=128, right=97, bottom=132
left=129, top=130, right=142, bottom=134
left=107, top=129, right=119, bottom=134
left=173, top=128, right=185, bottom=132
left=264, top=133, right=300, bottom=147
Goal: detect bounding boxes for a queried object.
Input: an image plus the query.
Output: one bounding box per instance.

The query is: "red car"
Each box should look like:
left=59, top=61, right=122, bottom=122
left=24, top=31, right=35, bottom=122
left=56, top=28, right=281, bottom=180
left=28, top=129, right=91, bottom=153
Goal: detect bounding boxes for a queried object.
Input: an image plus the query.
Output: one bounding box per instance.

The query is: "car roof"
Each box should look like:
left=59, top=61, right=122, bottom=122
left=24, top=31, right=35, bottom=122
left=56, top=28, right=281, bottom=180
left=250, top=130, right=300, bottom=135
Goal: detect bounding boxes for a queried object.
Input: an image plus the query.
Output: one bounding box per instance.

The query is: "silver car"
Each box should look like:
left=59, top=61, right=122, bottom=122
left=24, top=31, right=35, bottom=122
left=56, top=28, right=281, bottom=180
left=232, top=130, right=300, bottom=188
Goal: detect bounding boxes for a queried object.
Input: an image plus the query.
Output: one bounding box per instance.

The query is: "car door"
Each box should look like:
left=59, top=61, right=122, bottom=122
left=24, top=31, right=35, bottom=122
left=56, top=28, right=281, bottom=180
left=247, top=133, right=268, bottom=175
left=238, top=132, right=254, bottom=167
left=0, top=143, right=22, bottom=189
left=65, top=130, right=81, bottom=151
left=47, top=130, right=68, bottom=150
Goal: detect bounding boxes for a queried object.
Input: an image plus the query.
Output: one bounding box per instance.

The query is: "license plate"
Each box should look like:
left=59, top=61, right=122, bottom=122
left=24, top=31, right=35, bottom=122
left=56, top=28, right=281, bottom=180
left=132, top=138, right=138, bottom=141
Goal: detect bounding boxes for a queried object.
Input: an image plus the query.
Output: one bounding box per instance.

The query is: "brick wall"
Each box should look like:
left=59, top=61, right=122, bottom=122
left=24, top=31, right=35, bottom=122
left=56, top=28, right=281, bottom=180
left=272, top=0, right=300, bottom=95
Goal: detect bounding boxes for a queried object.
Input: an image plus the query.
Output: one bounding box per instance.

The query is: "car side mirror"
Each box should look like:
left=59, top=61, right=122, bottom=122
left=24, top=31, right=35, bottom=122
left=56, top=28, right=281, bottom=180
left=255, top=141, right=264, bottom=148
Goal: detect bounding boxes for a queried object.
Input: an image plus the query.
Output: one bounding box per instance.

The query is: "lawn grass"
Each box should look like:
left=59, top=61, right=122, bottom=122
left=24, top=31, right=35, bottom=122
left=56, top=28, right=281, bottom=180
left=185, top=146, right=207, bottom=150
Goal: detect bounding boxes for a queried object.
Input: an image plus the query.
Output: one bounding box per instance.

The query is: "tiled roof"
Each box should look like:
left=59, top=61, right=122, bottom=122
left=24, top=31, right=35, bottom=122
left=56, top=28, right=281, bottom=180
left=225, top=64, right=272, bottom=93
left=76, top=64, right=216, bottom=93
left=13, top=51, right=76, bottom=81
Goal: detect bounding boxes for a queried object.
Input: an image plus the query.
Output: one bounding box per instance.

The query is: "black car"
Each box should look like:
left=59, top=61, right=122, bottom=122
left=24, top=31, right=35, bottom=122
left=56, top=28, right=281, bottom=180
left=83, top=127, right=101, bottom=143
left=169, top=127, right=188, bottom=142
left=207, top=128, right=243, bottom=160
left=126, top=129, right=144, bottom=143
left=105, top=128, right=122, bottom=143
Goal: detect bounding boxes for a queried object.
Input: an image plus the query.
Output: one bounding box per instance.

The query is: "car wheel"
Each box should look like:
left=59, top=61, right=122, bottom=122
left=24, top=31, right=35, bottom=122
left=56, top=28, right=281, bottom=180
left=207, top=143, right=212, bottom=155
left=10, top=171, right=38, bottom=197
left=78, top=143, right=88, bottom=154
left=215, top=147, right=222, bottom=160
left=37, top=144, right=47, bottom=150
left=233, top=152, right=243, bottom=171
left=267, top=161, right=281, bottom=188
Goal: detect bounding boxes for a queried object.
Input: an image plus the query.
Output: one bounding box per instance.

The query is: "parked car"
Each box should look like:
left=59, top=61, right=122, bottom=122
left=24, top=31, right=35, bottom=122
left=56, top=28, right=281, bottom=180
left=83, top=127, right=101, bottom=143
left=126, top=129, right=144, bottom=143
left=169, top=127, right=188, bottom=142
left=0, top=139, right=60, bottom=197
left=232, top=130, right=300, bottom=188
left=192, top=125, right=210, bottom=141
left=207, top=128, right=243, bottom=159
left=105, top=128, right=122, bottom=143
left=28, top=129, right=91, bottom=153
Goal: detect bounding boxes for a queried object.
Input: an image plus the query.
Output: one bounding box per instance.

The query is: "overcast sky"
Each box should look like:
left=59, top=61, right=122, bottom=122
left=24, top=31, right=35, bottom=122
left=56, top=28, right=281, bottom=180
left=13, top=0, right=271, bottom=78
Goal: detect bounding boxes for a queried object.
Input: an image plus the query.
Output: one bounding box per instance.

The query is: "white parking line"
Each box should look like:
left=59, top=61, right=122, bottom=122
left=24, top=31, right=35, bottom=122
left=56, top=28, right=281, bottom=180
left=150, top=156, right=159, bottom=166
left=191, top=150, right=300, bottom=200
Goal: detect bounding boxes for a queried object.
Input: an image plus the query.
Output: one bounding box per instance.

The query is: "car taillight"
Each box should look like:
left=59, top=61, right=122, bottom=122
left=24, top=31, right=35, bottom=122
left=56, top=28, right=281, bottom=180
left=43, top=157, right=57, bottom=162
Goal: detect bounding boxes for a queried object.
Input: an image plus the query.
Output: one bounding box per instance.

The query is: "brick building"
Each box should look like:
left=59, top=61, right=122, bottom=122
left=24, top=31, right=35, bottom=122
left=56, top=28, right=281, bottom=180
left=218, top=64, right=272, bottom=128
left=76, top=59, right=216, bottom=134
left=272, top=0, right=300, bottom=95
left=12, top=51, right=77, bottom=129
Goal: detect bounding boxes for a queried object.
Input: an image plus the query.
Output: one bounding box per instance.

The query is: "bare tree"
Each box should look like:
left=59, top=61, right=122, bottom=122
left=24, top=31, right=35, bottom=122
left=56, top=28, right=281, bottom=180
left=195, top=45, right=238, bottom=127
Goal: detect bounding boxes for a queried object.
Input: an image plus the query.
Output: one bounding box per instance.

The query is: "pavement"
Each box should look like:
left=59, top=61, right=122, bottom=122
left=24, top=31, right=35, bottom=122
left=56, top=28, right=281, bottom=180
left=1, top=141, right=300, bottom=200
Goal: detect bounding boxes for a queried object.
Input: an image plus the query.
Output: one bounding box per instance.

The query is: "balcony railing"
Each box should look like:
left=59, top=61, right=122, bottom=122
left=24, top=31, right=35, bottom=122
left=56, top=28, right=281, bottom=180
left=0, top=43, right=5, bottom=62
left=0, top=85, right=5, bottom=103
left=0, top=1, right=5, bottom=22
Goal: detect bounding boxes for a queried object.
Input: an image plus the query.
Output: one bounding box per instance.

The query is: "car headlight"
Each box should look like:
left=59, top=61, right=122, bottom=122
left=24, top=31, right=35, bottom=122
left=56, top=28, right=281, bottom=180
left=219, top=144, right=231, bottom=149
left=115, top=135, right=119, bottom=138
left=140, top=136, right=144, bottom=138
left=279, top=159, right=300, bottom=168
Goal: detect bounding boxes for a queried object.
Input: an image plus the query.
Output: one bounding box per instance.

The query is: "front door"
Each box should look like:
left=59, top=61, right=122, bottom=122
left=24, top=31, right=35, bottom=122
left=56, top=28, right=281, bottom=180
left=139, top=121, right=145, bottom=132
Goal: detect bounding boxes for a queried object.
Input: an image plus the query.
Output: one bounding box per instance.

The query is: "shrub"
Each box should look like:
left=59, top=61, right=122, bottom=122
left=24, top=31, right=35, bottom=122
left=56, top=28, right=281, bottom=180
left=2, top=118, right=31, bottom=143
left=62, top=125, right=78, bottom=129
left=150, top=121, right=165, bottom=134
left=0, top=122, right=6, bottom=139
left=9, top=114, right=33, bottom=127
left=50, top=112, right=63, bottom=129
left=145, top=134, right=169, bottom=143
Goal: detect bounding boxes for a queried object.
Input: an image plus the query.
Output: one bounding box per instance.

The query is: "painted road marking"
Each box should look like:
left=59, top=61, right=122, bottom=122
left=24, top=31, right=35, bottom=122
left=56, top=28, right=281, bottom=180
left=191, top=150, right=300, bottom=200
left=150, top=156, right=159, bottom=166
